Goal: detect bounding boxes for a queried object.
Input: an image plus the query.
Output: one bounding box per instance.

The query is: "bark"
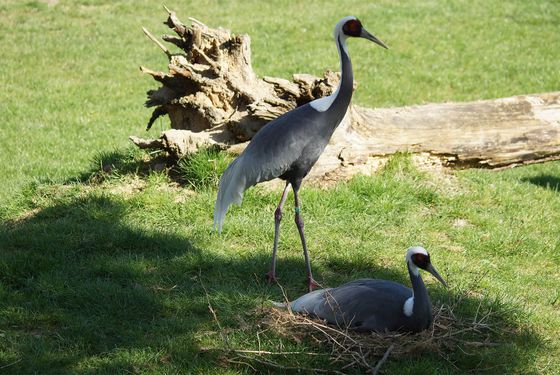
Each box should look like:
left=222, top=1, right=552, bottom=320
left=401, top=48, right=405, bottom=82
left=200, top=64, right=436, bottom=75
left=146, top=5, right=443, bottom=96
left=132, top=8, right=560, bottom=181
left=138, top=7, right=339, bottom=142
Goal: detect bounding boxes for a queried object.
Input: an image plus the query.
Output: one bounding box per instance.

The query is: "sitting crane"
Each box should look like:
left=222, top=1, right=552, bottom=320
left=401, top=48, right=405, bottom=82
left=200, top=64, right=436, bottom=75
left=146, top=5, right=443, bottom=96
left=290, top=247, right=448, bottom=332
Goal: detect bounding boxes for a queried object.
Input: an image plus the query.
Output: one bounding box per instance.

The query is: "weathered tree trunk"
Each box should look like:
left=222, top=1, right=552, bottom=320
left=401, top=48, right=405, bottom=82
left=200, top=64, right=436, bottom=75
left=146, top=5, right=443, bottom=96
left=131, top=8, right=560, bottom=181
left=306, top=93, right=560, bottom=182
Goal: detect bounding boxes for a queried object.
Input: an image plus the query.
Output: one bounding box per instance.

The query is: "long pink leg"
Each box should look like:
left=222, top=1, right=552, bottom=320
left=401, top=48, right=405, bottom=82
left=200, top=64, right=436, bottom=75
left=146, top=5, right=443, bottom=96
left=266, top=183, right=290, bottom=283
left=293, top=186, right=319, bottom=292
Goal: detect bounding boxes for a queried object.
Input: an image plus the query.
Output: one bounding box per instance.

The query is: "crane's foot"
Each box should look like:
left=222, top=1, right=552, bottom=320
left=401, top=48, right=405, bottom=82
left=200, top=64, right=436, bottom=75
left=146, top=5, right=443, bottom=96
left=265, top=270, right=278, bottom=284
left=307, top=277, right=320, bottom=292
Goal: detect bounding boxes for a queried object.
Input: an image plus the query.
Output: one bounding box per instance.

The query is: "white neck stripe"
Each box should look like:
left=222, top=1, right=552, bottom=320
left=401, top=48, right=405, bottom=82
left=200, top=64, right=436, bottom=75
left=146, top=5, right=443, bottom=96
left=309, top=34, right=347, bottom=112
left=409, top=263, right=420, bottom=276
left=403, top=295, right=414, bottom=317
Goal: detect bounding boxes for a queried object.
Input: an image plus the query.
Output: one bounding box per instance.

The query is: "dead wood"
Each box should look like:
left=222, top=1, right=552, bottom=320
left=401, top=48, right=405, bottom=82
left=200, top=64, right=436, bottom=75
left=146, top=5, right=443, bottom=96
left=132, top=8, right=560, bottom=181
left=138, top=7, right=339, bottom=143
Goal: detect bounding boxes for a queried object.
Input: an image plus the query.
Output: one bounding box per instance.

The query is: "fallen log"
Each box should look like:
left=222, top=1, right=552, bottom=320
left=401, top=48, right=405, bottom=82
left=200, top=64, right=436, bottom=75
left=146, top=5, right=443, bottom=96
left=131, top=7, right=560, bottom=181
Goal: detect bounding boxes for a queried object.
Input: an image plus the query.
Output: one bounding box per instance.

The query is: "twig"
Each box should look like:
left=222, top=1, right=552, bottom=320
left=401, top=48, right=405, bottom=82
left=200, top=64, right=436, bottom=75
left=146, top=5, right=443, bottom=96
left=341, top=348, right=372, bottom=371
left=192, top=45, right=219, bottom=67
left=233, top=353, right=346, bottom=375
left=203, top=348, right=325, bottom=356
left=473, top=297, right=484, bottom=323
left=227, top=358, right=256, bottom=372
left=275, top=279, right=294, bottom=313
left=198, top=270, right=229, bottom=348
left=372, top=345, right=394, bottom=375
left=142, top=27, right=171, bottom=57
left=438, top=352, right=461, bottom=370
left=188, top=16, right=208, bottom=29
left=0, top=358, right=22, bottom=370
left=151, top=284, right=178, bottom=292
left=294, top=319, right=355, bottom=352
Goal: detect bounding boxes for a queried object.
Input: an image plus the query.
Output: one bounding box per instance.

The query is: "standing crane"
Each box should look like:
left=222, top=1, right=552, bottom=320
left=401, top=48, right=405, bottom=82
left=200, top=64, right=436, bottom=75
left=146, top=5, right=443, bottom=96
left=290, top=247, right=448, bottom=332
left=214, top=17, right=388, bottom=291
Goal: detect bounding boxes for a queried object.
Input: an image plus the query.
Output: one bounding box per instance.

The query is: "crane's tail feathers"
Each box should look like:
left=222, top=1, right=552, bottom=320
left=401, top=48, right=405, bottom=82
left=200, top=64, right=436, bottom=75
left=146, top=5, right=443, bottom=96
left=213, top=156, right=247, bottom=232
left=289, top=289, right=329, bottom=313
left=271, top=301, right=288, bottom=309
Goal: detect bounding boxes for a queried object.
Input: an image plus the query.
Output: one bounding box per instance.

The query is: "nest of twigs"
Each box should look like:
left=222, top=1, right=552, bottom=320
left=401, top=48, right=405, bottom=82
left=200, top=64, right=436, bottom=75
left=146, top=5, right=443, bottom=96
left=205, top=303, right=498, bottom=374
left=260, top=301, right=497, bottom=371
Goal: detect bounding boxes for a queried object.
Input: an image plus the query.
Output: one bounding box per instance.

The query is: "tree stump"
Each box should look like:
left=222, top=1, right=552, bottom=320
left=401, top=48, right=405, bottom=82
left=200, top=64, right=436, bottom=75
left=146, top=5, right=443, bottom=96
left=131, top=7, right=560, bottom=181
left=139, top=7, right=340, bottom=143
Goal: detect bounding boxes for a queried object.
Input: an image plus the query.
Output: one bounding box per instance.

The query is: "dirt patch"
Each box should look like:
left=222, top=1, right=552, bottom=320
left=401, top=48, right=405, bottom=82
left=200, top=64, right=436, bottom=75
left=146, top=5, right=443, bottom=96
left=41, top=0, right=59, bottom=6
left=412, top=153, right=464, bottom=195
left=107, top=177, right=147, bottom=196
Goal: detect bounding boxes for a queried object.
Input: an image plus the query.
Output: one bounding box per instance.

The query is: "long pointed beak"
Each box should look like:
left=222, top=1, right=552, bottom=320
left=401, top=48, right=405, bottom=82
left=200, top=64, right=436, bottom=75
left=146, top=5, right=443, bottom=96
left=426, top=264, right=448, bottom=288
left=361, top=28, right=389, bottom=49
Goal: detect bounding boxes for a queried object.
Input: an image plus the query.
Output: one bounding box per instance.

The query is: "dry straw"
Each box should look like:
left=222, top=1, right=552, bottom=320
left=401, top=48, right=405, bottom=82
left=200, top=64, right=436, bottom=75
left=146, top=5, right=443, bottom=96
left=199, top=273, right=500, bottom=374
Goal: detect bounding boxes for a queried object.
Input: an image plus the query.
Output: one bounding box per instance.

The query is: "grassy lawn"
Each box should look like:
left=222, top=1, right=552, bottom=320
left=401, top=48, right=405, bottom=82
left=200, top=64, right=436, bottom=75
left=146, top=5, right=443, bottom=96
left=1, top=0, right=559, bottom=374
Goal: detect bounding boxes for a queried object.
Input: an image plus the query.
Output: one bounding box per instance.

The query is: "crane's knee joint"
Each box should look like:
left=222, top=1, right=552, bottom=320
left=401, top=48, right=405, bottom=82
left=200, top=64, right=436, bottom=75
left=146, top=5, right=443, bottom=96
left=274, top=207, right=283, bottom=222
left=295, top=214, right=304, bottom=228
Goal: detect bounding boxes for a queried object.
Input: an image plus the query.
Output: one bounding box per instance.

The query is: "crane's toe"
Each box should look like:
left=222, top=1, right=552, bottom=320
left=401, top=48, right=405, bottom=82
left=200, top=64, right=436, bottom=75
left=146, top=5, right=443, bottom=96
left=307, top=277, right=321, bottom=292
left=265, top=270, right=278, bottom=284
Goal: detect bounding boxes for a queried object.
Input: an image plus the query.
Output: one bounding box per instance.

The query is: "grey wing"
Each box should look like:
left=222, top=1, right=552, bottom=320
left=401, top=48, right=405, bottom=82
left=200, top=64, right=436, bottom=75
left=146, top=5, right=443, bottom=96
left=213, top=105, right=317, bottom=231
left=290, top=288, right=334, bottom=314
left=241, top=106, right=318, bottom=183
left=291, top=279, right=412, bottom=331
left=214, top=155, right=250, bottom=232
left=213, top=132, right=302, bottom=232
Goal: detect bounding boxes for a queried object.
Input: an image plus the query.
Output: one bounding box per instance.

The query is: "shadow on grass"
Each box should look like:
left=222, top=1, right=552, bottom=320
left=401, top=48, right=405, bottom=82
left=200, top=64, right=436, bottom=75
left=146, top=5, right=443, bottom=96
left=522, top=174, right=560, bottom=192
left=0, top=192, right=321, bottom=373
left=0, top=193, right=543, bottom=374
left=73, top=146, right=232, bottom=192
left=74, top=148, right=175, bottom=184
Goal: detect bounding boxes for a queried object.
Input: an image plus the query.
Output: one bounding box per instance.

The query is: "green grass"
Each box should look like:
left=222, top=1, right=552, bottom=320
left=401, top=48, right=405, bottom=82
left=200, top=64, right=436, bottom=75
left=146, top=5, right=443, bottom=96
left=1, top=0, right=559, bottom=201
left=1, top=156, right=559, bottom=373
left=1, top=0, right=559, bottom=373
left=178, top=147, right=234, bottom=191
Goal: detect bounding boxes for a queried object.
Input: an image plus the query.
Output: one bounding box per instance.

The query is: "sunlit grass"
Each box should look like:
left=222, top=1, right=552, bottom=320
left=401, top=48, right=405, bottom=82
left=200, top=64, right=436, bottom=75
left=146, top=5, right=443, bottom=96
left=177, top=147, right=234, bottom=191
left=1, top=154, right=559, bottom=373
left=1, top=0, right=558, bottom=201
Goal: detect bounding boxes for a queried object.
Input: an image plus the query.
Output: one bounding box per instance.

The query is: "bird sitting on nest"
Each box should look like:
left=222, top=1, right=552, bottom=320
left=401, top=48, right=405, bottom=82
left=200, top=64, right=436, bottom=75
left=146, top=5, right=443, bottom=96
left=288, top=247, right=448, bottom=333
left=214, top=16, right=388, bottom=292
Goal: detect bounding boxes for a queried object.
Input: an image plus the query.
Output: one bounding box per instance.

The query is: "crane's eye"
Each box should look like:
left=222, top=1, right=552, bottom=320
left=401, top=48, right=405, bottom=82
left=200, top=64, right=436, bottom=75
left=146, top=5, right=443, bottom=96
left=342, top=19, right=362, bottom=37
left=411, top=253, right=429, bottom=269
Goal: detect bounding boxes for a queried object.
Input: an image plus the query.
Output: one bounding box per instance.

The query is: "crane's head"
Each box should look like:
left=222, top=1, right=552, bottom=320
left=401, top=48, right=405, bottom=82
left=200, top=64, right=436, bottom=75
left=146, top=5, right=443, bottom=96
left=335, top=16, right=388, bottom=49
left=405, top=246, right=448, bottom=287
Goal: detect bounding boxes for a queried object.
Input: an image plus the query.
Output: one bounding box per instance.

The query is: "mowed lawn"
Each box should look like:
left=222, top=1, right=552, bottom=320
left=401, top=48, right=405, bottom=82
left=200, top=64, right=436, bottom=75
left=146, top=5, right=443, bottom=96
left=1, top=0, right=559, bottom=374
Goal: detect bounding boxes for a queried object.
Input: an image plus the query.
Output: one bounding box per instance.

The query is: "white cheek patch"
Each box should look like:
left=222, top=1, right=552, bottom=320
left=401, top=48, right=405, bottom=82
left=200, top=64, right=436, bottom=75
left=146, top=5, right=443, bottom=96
left=403, top=296, right=414, bottom=317
left=409, top=264, right=420, bottom=276
left=405, top=246, right=429, bottom=273
left=405, top=246, right=428, bottom=261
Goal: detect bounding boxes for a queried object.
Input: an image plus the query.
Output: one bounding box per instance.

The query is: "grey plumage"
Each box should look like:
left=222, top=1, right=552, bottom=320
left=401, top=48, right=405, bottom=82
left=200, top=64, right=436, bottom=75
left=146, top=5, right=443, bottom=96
left=214, top=16, right=388, bottom=291
left=290, top=247, right=448, bottom=333
left=213, top=104, right=342, bottom=232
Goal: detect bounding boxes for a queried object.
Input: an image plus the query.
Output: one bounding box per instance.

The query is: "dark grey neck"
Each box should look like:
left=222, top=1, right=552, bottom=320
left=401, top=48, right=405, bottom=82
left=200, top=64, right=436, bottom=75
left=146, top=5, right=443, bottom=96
left=326, top=35, right=354, bottom=126
left=407, top=263, right=431, bottom=316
